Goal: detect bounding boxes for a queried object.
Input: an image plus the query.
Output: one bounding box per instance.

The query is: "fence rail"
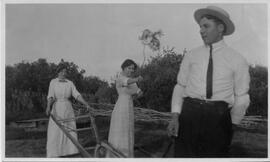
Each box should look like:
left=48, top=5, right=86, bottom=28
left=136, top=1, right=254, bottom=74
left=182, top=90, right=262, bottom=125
left=12, top=102, right=267, bottom=131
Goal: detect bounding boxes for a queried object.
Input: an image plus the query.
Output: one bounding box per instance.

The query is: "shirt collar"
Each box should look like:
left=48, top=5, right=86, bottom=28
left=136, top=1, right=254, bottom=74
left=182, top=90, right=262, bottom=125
left=207, top=39, right=226, bottom=51
left=58, top=78, right=67, bottom=82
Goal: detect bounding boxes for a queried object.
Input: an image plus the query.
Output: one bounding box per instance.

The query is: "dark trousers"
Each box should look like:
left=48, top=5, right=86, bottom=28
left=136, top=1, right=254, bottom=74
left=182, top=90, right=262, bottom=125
left=174, top=97, right=233, bottom=157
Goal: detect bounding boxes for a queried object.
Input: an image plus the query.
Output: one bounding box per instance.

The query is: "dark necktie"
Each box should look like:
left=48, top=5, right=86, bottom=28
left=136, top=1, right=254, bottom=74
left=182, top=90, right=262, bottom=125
left=206, top=44, right=213, bottom=99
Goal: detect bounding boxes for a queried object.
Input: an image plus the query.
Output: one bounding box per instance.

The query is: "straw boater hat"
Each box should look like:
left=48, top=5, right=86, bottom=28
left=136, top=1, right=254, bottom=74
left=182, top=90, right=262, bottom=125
left=194, top=6, right=235, bottom=35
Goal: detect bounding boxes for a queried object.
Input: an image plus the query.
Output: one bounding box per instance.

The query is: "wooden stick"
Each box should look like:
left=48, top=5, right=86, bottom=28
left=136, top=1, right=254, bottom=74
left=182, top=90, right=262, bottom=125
left=50, top=114, right=92, bottom=157
left=96, top=141, right=127, bottom=158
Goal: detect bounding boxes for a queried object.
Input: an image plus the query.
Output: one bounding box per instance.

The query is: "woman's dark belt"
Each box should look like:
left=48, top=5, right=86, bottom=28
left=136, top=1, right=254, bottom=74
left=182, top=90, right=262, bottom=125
left=184, top=97, right=228, bottom=107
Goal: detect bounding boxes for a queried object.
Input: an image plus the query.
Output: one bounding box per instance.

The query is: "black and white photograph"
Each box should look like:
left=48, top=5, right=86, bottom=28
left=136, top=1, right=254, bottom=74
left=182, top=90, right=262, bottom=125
left=1, top=0, right=268, bottom=161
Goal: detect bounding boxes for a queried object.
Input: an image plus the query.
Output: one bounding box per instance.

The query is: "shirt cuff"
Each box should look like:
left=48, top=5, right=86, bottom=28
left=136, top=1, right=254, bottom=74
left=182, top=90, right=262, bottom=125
left=47, top=96, right=54, bottom=100
left=231, top=115, right=244, bottom=125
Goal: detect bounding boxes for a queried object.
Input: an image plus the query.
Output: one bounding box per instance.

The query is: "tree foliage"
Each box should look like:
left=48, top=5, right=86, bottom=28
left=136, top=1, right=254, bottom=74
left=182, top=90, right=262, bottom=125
left=5, top=51, right=268, bottom=122
left=135, top=47, right=184, bottom=111
left=247, top=65, right=268, bottom=116
left=6, top=58, right=55, bottom=101
left=5, top=58, right=107, bottom=122
left=95, top=83, right=117, bottom=104
left=5, top=58, right=107, bottom=94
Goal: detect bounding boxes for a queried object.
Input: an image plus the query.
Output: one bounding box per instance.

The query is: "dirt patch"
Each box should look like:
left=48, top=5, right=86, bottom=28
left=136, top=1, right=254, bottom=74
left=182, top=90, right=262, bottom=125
left=5, top=116, right=267, bottom=158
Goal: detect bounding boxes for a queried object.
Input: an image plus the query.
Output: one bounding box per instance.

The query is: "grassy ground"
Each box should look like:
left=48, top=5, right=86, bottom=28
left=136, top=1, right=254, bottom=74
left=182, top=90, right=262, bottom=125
left=5, top=116, right=268, bottom=158
left=229, top=129, right=267, bottom=157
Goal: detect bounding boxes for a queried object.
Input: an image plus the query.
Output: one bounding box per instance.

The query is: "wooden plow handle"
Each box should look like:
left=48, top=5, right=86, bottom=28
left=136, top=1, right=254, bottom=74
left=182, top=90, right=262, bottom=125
left=50, top=114, right=92, bottom=157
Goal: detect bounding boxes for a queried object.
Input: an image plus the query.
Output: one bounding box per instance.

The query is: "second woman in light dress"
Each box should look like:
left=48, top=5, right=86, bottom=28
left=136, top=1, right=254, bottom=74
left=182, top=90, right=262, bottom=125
left=107, top=59, right=143, bottom=157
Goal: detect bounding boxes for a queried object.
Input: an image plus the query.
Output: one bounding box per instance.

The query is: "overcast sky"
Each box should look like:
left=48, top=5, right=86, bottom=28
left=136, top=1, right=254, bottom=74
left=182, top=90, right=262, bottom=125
left=5, top=3, right=268, bottom=81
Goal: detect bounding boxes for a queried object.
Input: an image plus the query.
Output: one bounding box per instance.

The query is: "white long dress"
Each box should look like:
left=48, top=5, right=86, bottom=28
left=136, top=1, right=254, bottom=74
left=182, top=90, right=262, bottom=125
left=107, top=73, right=141, bottom=157
left=46, top=78, right=80, bottom=157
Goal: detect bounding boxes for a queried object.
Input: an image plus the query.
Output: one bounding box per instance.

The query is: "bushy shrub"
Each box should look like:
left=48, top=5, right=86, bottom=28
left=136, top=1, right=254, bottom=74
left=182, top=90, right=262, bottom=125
left=5, top=59, right=110, bottom=122
left=5, top=52, right=268, bottom=122
left=135, top=47, right=184, bottom=112
left=247, top=65, right=268, bottom=117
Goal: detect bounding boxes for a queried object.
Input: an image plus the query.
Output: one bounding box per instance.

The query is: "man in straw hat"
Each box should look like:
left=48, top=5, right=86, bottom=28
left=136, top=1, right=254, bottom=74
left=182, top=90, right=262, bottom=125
left=167, top=6, right=250, bottom=157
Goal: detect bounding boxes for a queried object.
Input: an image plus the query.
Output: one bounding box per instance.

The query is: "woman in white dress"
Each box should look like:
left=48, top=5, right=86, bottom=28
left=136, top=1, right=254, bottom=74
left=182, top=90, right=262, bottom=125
left=45, top=64, right=90, bottom=157
left=107, top=59, right=143, bottom=157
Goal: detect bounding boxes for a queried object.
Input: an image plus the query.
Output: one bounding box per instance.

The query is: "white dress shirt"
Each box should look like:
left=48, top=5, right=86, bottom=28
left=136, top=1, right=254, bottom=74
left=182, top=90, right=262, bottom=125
left=171, top=39, right=250, bottom=124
